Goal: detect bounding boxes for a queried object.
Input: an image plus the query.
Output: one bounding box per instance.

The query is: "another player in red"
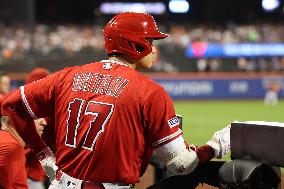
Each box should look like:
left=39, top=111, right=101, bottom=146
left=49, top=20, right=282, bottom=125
left=0, top=115, right=52, bottom=189
left=2, top=12, right=230, bottom=189
left=0, top=116, right=28, bottom=189
left=0, top=115, right=49, bottom=189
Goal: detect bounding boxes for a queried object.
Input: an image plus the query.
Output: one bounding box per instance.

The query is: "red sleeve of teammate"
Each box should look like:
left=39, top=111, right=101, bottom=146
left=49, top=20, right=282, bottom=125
left=1, top=71, right=60, bottom=155
left=144, top=86, right=182, bottom=148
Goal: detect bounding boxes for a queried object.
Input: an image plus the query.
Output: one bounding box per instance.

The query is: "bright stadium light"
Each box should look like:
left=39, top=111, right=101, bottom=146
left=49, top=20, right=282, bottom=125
left=100, top=2, right=166, bottom=15
left=169, top=0, right=190, bottom=13
left=262, top=0, right=280, bottom=12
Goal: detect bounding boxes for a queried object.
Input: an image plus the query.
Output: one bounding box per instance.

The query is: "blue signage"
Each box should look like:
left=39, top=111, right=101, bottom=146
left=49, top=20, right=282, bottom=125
left=155, top=78, right=284, bottom=99
left=186, top=43, right=284, bottom=58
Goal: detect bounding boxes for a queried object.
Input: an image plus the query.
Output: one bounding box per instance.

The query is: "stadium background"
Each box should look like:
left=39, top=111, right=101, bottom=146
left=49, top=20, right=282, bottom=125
left=0, top=0, right=284, bottom=188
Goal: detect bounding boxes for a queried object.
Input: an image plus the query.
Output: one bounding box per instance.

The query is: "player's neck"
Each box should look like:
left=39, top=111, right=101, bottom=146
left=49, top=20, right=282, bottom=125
left=109, top=57, right=136, bottom=69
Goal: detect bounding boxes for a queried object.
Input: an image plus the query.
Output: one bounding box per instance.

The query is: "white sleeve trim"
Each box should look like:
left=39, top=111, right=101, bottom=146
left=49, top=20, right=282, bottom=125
left=20, top=86, right=37, bottom=119
left=152, top=129, right=182, bottom=148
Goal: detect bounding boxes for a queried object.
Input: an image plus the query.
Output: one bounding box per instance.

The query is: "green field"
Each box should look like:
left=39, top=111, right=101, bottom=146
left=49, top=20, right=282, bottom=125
left=174, top=99, right=284, bottom=160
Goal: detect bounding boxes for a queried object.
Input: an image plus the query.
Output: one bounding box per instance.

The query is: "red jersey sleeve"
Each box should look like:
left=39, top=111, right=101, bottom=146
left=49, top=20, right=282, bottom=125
left=20, top=72, right=59, bottom=118
left=144, top=86, right=182, bottom=148
left=1, top=71, right=61, bottom=154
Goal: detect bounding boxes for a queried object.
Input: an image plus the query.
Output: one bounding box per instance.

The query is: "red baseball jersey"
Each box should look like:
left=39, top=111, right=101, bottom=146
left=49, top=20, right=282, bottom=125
left=5, top=60, right=182, bottom=184
left=0, top=131, right=28, bottom=189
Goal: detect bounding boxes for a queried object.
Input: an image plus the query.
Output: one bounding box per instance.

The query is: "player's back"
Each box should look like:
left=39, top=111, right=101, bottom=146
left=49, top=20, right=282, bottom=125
left=54, top=60, right=161, bottom=183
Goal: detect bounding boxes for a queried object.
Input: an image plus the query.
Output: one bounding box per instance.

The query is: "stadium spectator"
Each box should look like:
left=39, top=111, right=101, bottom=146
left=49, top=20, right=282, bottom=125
left=2, top=12, right=230, bottom=189
left=1, top=22, right=284, bottom=73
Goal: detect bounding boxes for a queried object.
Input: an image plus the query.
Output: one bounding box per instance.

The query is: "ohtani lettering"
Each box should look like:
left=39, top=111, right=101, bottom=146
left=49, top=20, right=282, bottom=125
left=72, top=72, right=129, bottom=98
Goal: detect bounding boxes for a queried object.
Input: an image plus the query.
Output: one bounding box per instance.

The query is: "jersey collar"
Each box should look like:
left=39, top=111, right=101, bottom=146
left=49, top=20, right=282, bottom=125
left=100, top=60, right=133, bottom=69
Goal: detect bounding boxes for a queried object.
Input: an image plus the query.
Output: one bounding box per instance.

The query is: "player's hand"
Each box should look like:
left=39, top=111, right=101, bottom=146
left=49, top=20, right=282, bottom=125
left=206, top=124, right=231, bottom=159
left=36, top=147, right=58, bottom=181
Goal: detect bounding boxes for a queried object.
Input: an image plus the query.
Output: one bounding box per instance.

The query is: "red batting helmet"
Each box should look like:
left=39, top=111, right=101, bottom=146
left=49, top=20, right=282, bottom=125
left=103, top=12, right=169, bottom=60
left=26, top=68, right=50, bottom=84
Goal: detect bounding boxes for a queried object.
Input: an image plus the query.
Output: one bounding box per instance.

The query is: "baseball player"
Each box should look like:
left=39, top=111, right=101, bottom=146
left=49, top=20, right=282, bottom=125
left=0, top=115, right=28, bottom=189
left=0, top=115, right=50, bottom=189
left=2, top=12, right=230, bottom=189
left=0, top=69, right=55, bottom=189
left=0, top=116, right=52, bottom=189
left=0, top=73, right=26, bottom=189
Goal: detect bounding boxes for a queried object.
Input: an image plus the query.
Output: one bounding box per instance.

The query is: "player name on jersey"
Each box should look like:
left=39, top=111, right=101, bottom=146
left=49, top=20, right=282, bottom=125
left=72, top=72, right=129, bottom=98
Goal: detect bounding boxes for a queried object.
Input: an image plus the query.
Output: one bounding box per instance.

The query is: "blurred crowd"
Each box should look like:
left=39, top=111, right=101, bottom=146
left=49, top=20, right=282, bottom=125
left=1, top=22, right=284, bottom=72
left=0, top=24, right=104, bottom=60
left=160, top=22, right=284, bottom=47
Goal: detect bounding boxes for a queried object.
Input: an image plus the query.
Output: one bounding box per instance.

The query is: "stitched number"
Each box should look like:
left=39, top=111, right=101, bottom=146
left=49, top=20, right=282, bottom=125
left=65, top=98, right=84, bottom=148
left=82, top=101, right=114, bottom=150
left=65, top=98, right=114, bottom=151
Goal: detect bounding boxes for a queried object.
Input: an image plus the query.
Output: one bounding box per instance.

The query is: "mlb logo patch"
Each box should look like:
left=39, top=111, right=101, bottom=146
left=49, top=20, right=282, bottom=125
left=103, top=63, right=112, bottom=70
left=168, top=116, right=179, bottom=128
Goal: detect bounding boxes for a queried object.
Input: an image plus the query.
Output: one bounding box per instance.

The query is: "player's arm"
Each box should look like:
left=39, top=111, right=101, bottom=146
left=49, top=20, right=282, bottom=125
left=1, top=71, right=64, bottom=180
left=1, top=89, right=47, bottom=154
left=1, top=70, right=67, bottom=150
left=154, top=135, right=199, bottom=175
left=154, top=129, right=231, bottom=176
left=145, top=87, right=230, bottom=176
left=144, top=87, right=198, bottom=175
